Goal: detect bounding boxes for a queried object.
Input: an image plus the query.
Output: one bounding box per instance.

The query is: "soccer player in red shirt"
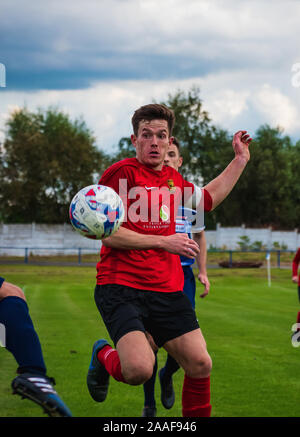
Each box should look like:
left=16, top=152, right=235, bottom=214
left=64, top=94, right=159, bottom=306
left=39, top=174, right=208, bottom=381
left=292, top=248, right=300, bottom=328
left=292, top=248, right=300, bottom=289
left=86, top=103, right=252, bottom=417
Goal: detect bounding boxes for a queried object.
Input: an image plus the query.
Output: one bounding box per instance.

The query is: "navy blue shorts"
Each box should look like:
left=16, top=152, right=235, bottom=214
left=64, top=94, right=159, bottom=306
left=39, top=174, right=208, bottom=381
left=182, top=266, right=196, bottom=309
left=0, top=277, right=5, bottom=288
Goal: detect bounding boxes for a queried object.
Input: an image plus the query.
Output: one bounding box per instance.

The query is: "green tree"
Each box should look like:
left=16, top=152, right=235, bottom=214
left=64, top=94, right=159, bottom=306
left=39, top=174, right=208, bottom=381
left=0, top=107, right=108, bottom=223
left=206, top=124, right=300, bottom=229
left=110, top=136, right=136, bottom=163
left=233, top=125, right=298, bottom=229
left=157, top=86, right=211, bottom=184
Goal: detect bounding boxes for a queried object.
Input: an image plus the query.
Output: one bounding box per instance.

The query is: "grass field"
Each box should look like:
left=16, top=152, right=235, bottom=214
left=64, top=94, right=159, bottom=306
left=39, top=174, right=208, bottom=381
left=0, top=263, right=299, bottom=418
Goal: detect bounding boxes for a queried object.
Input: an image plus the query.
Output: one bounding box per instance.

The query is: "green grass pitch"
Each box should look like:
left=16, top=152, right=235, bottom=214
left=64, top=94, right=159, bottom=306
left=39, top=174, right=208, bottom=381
left=0, top=264, right=299, bottom=417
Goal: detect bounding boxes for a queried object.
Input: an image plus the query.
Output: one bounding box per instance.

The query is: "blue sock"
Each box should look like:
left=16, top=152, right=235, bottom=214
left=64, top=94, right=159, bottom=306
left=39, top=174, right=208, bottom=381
left=0, top=296, right=46, bottom=375
left=143, top=353, right=157, bottom=408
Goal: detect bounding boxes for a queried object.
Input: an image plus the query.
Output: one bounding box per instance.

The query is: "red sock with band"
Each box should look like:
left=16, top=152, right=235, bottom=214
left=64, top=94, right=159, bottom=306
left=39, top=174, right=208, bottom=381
left=182, top=375, right=212, bottom=417
left=97, top=345, right=126, bottom=383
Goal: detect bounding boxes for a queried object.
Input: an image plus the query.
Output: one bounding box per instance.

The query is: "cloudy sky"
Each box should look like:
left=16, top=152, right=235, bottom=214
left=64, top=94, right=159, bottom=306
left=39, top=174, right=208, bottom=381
left=1, top=0, right=300, bottom=152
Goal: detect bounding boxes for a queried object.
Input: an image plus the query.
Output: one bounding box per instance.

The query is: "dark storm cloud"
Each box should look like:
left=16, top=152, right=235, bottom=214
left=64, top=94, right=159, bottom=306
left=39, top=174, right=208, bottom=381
left=1, top=0, right=298, bottom=91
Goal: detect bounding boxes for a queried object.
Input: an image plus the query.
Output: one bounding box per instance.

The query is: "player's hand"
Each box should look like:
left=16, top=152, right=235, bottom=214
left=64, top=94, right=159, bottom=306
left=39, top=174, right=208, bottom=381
left=163, top=233, right=200, bottom=258
left=198, top=273, right=210, bottom=298
left=292, top=276, right=298, bottom=283
left=232, top=130, right=252, bottom=164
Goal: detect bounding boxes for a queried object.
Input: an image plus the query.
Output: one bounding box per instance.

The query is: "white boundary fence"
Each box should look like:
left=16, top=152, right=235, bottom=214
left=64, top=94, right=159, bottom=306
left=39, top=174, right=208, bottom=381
left=205, top=224, right=299, bottom=251
left=0, top=223, right=101, bottom=256
left=0, top=223, right=298, bottom=257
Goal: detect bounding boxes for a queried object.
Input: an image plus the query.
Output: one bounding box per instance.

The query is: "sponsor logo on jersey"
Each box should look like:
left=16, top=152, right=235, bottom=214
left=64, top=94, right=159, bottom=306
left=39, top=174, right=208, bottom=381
left=160, top=205, right=170, bottom=222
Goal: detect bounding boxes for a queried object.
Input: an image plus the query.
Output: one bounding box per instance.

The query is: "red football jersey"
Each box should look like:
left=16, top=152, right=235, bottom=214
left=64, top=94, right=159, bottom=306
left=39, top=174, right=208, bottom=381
left=96, top=158, right=210, bottom=292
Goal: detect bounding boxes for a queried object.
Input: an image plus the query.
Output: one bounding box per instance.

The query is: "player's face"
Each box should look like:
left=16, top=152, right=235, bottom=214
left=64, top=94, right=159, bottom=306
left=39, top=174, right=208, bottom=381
left=163, top=144, right=183, bottom=172
left=131, top=119, right=171, bottom=171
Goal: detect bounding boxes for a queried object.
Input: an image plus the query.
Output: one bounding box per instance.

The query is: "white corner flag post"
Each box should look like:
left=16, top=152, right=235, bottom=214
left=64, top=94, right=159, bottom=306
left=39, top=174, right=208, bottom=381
left=266, top=251, right=271, bottom=287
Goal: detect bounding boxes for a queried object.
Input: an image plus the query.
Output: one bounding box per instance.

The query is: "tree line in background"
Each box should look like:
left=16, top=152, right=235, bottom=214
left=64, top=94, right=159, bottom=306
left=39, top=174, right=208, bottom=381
left=0, top=87, right=299, bottom=229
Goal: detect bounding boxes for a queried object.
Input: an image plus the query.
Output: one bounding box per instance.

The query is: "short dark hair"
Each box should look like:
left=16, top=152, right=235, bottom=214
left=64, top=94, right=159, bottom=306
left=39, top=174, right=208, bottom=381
left=131, top=104, right=175, bottom=136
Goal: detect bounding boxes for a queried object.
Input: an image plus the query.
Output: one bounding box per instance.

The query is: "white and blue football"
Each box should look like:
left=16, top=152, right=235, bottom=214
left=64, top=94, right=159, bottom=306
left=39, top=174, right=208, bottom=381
left=69, top=184, right=124, bottom=239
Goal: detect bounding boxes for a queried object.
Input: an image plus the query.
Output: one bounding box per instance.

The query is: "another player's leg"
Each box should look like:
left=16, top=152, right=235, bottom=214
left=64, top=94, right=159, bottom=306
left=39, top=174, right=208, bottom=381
left=142, top=352, right=158, bottom=417
left=158, top=354, right=178, bottom=409
left=164, top=329, right=212, bottom=417
left=0, top=279, right=72, bottom=417
left=157, top=264, right=196, bottom=410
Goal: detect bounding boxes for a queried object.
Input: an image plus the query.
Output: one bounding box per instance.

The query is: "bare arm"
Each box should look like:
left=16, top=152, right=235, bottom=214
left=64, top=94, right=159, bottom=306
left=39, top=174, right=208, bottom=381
left=102, top=225, right=200, bottom=259
left=193, top=231, right=210, bottom=298
left=204, top=131, right=252, bottom=210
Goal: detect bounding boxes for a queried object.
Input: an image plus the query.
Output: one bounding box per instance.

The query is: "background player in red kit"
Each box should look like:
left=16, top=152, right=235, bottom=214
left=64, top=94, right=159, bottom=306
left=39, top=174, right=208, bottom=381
left=292, top=248, right=300, bottom=329
left=86, top=104, right=252, bottom=417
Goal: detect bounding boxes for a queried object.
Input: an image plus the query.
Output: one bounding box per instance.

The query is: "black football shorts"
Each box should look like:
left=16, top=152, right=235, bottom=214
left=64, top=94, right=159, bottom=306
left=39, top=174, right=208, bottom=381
left=94, top=283, right=199, bottom=348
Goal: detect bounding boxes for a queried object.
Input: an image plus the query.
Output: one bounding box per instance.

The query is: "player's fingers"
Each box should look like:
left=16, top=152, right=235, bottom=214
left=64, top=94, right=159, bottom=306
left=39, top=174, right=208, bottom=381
left=185, top=248, right=198, bottom=258
left=234, top=130, right=247, bottom=138
left=241, top=133, right=252, bottom=144
left=188, top=242, right=200, bottom=254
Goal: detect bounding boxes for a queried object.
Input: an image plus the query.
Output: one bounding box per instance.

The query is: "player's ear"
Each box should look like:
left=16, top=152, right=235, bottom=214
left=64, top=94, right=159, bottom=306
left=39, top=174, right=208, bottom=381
left=131, top=134, right=137, bottom=148
left=178, top=156, right=183, bottom=168
left=169, top=136, right=174, bottom=145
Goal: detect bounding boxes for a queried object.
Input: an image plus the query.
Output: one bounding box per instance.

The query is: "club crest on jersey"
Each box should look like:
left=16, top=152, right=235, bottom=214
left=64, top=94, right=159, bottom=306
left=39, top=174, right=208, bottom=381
left=167, top=179, right=176, bottom=192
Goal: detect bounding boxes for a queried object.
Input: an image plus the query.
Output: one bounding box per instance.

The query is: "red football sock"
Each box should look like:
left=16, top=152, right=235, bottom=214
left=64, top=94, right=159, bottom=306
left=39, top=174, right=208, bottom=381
left=97, top=345, right=125, bottom=383
left=182, top=375, right=211, bottom=417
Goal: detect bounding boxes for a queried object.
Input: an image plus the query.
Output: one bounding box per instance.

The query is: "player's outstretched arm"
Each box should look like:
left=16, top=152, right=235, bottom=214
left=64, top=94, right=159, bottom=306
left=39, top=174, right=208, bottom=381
left=203, top=131, right=252, bottom=210
left=102, top=226, right=199, bottom=259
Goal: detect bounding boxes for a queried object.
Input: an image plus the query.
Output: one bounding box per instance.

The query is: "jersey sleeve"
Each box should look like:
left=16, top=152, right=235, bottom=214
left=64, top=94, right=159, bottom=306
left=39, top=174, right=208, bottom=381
left=99, top=163, right=129, bottom=194
left=99, top=163, right=135, bottom=228
left=182, top=180, right=212, bottom=213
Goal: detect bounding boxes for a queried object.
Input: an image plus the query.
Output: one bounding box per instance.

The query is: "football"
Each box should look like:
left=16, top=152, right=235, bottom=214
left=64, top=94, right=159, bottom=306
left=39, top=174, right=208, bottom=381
left=69, top=184, right=124, bottom=239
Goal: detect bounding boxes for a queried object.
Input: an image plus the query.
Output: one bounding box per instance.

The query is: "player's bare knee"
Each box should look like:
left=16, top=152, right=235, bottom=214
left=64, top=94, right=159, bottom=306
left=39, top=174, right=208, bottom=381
left=197, top=354, right=212, bottom=377
left=0, top=282, right=26, bottom=301
left=123, top=363, right=154, bottom=385
left=186, top=353, right=212, bottom=378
